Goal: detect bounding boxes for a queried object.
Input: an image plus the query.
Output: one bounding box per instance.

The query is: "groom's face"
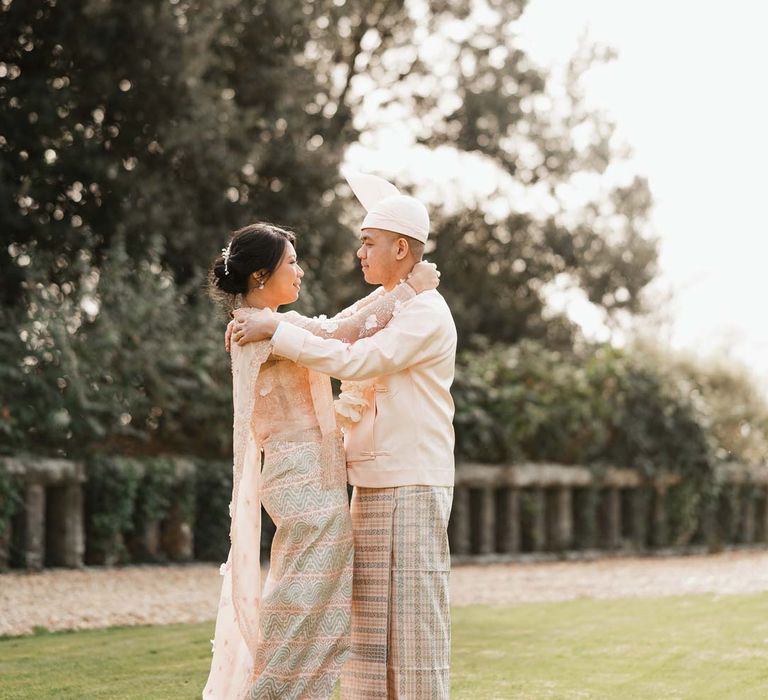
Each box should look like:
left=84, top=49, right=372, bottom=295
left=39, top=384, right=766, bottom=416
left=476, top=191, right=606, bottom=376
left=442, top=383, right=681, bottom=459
left=356, top=228, right=400, bottom=284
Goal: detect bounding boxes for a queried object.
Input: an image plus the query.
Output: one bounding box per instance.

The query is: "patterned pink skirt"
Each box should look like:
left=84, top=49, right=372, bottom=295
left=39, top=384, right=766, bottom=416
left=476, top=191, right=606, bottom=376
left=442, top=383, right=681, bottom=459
left=204, top=428, right=353, bottom=700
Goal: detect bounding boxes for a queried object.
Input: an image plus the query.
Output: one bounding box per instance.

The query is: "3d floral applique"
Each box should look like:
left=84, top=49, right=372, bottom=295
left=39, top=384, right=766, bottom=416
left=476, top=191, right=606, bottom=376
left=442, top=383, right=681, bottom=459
left=364, top=313, right=379, bottom=330
left=314, top=313, right=340, bottom=333
left=334, top=380, right=371, bottom=430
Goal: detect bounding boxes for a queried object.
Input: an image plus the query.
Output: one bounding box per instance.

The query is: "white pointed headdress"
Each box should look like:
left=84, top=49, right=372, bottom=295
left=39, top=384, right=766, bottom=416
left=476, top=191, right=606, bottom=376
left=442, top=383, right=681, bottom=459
left=342, top=168, right=430, bottom=243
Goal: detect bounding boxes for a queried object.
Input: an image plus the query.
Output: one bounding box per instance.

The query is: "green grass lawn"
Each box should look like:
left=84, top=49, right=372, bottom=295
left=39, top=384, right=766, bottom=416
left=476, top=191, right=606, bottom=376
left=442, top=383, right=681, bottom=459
left=2, top=593, right=768, bottom=699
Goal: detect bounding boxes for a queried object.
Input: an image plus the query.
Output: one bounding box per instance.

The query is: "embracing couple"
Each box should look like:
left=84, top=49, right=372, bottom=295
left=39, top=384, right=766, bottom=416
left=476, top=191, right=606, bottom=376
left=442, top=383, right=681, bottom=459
left=202, top=171, right=457, bottom=700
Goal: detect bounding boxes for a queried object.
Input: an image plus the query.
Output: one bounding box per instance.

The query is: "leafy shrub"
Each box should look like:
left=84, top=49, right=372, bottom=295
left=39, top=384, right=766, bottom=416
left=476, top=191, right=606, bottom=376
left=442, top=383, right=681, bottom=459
left=83, top=456, right=142, bottom=565
left=193, top=459, right=233, bottom=563
left=454, top=340, right=714, bottom=477
left=1, top=244, right=233, bottom=460
left=0, top=461, right=22, bottom=551
left=637, top=344, right=768, bottom=465
left=84, top=454, right=201, bottom=564
left=453, top=340, right=718, bottom=544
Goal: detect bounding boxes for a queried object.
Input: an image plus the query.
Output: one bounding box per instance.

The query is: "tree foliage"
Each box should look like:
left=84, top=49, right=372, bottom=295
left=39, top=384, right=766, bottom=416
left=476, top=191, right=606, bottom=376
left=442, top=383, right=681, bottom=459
left=0, top=0, right=359, bottom=311
left=1, top=0, right=669, bottom=459
left=2, top=0, right=657, bottom=322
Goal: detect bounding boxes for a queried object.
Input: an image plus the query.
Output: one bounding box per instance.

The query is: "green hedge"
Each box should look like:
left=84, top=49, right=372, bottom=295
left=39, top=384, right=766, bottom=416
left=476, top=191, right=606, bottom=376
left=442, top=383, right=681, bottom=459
left=193, top=459, right=233, bottom=563
left=453, top=340, right=714, bottom=473
left=84, top=456, right=141, bottom=564
left=452, top=340, right=717, bottom=544
left=3, top=334, right=767, bottom=562
left=0, top=462, right=22, bottom=546
left=82, top=455, right=277, bottom=566
left=84, top=455, right=201, bottom=565
left=0, top=244, right=233, bottom=461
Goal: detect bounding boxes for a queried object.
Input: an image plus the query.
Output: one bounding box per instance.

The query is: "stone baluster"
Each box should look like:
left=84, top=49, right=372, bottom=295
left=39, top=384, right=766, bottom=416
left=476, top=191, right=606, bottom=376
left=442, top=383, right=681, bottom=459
left=761, top=487, right=768, bottom=543
left=449, top=486, right=471, bottom=555
left=741, top=486, right=756, bottom=544
left=499, top=488, right=521, bottom=554
left=551, top=486, right=573, bottom=551
left=64, top=483, right=84, bottom=567
left=652, top=485, right=668, bottom=548
left=478, top=487, right=496, bottom=555
left=630, top=487, right=649, bottom=549
left=46, top=484, right=85, bottom=567
left=162, top=501, right=194, bottom=561
left=531, top=487, right=547, bottom=552
left=600, top=487, right=620, bottom=550
left=24, top=483, right=45, bottom=570
left=0, top=522, right=10, bottom=570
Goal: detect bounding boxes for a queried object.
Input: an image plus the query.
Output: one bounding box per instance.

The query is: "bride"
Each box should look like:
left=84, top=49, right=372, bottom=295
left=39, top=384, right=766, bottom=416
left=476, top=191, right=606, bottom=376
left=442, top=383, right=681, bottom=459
left=203, top=222, right=439, bottom=699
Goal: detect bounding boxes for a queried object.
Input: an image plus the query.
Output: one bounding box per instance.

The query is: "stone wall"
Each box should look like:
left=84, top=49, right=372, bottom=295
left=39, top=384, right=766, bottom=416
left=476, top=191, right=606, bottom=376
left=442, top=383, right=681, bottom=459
left=450, top=462, right=768, bottom=560
left=1, top=456, right=85, bottom=570
left=2, top=456, right=767, bottom=570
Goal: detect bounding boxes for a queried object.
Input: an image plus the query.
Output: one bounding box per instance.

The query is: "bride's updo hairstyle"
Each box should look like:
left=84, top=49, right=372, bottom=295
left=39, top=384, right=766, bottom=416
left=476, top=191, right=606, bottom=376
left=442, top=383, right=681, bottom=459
left=209, top=222, right=296, bottom=306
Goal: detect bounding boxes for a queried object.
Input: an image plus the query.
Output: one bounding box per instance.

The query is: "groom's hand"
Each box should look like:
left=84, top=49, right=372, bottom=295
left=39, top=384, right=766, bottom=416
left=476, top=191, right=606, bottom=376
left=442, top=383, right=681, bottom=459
left=230, top=308, right=279, bottom=346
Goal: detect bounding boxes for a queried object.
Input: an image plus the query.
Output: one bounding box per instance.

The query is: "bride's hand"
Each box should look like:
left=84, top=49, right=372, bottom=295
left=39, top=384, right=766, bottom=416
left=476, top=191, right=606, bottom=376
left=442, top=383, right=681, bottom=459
left=406, top=261, right=441, bottom=293
left=231, top=307, right=279, bottom=346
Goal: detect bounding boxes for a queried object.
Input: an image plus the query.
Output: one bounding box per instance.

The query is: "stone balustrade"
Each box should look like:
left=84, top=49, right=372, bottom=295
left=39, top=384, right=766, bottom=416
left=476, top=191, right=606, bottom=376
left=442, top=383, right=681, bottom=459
left=449, top=462, right=768, bottom=559
left=0, top=456, right=195, bottom=570
left=0, top=456, right=86, bottom=570
left=1, top=456, right=767, bottom=570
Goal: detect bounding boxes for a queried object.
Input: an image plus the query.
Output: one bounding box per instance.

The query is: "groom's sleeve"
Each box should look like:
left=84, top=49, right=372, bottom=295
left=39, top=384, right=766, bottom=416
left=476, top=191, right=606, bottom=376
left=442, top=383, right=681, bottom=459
left=271, top=298, right=441, bottom=381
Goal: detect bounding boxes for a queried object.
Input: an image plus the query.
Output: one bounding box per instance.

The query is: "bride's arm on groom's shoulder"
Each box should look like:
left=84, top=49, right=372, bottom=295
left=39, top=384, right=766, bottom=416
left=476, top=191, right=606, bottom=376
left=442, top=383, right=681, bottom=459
left=225, top=289, right=383, bottom=351
left=316, top=261, right=440, bottom=321
left=330, top=287, right=384, bottom=320
left=276, top=261, right=440, bottom=343
left=226, top=262, right=439, bottom=348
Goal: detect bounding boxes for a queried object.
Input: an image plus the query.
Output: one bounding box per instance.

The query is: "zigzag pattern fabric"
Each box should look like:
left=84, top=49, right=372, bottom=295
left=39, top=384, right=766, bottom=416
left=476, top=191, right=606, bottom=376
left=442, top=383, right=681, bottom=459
left=248, top=430, right=353, bottom=699
left=341, top=485, right=453, bottom=699
left=204, top=426, right=353, bottom=700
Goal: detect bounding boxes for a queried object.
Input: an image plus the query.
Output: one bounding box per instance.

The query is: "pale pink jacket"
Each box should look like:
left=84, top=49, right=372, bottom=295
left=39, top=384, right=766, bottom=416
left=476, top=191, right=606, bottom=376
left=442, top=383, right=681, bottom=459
left=272, top=289, right=457, bottom=488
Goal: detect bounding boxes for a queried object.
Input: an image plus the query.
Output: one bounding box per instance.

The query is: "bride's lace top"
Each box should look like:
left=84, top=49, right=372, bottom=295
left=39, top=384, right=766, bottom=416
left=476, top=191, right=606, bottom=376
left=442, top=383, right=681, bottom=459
left=242, top=283, right=416, bottom=443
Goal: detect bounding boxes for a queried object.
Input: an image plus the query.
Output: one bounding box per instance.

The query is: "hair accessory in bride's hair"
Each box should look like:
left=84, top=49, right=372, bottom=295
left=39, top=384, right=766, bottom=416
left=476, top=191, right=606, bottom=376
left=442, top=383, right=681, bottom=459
left=221, top=241, right=232, bottom=276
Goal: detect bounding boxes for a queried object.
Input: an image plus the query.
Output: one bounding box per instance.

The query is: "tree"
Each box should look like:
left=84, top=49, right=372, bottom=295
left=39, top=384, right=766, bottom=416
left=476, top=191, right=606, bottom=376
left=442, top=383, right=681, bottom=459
left=301, top=0, right=658, bottom=345
left=0, top=0, right=661, bottom=457
left=0, top=0, right=361, bottom=312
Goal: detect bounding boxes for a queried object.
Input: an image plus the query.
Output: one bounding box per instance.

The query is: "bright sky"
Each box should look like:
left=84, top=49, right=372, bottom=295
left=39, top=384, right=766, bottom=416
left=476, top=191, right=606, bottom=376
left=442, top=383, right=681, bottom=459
left=346, top=0, right=768, bottom=385
left=518, top=0, right=768, bottom=385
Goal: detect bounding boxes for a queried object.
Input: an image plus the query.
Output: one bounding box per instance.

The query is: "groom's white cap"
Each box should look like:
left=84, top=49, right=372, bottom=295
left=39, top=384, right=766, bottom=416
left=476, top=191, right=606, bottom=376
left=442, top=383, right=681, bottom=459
left=342, top=168, right=430, bottom=243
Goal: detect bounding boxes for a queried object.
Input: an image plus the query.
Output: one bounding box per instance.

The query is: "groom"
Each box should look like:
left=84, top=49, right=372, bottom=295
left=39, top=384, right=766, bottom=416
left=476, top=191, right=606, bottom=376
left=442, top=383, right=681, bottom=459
left=231, top=172, right=457, bottom=699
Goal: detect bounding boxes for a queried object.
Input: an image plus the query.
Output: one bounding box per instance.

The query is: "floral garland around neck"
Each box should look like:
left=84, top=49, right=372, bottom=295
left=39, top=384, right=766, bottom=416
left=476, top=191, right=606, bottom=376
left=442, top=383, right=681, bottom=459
left=334, top=380, right=373, bottom=430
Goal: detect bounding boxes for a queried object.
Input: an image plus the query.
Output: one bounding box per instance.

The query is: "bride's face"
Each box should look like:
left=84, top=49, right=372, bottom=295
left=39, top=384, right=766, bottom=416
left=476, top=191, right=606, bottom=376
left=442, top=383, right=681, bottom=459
left=259, top=242, right=303, bottom=306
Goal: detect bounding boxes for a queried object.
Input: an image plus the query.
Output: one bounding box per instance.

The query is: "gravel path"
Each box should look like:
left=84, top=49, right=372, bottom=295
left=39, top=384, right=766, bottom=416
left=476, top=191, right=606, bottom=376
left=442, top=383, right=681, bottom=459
left=2, top=550, right=768, bottom=637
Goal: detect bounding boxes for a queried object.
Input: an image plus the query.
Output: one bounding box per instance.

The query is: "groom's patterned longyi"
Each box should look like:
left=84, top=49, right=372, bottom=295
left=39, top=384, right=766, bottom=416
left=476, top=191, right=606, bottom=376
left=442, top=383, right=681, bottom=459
left=341, top=485, right=453, bottom=699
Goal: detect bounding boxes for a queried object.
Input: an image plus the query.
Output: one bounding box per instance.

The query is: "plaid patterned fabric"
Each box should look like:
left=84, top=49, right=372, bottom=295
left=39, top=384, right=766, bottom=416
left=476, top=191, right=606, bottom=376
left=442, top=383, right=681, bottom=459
left=341, top=485, right=453, bottom=699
